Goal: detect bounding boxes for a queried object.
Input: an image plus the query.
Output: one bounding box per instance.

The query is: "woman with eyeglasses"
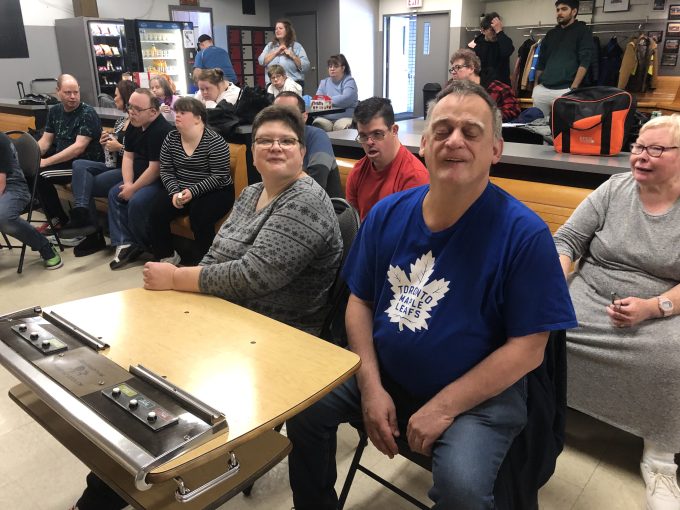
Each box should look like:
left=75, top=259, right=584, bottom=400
left=148, top=97, right=234, bottom=265
left=553, top=114, right=680, bottom=508
left=143, top=104, right=342, bottom=335
left=194, top=68, right=240, bottom=108
left=312, top=54, right=358, bottom=132
left=258, top=18, right=310, bottom=89
left=59, top=79, right=138, bottom=256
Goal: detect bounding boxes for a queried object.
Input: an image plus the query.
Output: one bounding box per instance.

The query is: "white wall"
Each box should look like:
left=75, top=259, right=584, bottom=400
left=340, top=0, right=376, bottom=100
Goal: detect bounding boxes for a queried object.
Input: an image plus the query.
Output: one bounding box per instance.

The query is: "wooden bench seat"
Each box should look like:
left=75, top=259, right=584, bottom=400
left=55, top=143, right=248, bottom=241
left=336, top=157, right=591, bottom=233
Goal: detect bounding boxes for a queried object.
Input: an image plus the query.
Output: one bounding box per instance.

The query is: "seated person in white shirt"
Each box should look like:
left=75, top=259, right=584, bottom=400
left=266, top=64, right=303, bottom=98
left=193, top=68, right=240, bottom=108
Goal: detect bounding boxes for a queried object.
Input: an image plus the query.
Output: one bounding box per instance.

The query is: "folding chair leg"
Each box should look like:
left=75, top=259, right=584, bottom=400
left=338, top=429, right=370, bottom=510
left=1, top=232, right=12, bottom=249
left=17, top=244, right=28, bottom=274
left=355, top=465, right=430, bottom=509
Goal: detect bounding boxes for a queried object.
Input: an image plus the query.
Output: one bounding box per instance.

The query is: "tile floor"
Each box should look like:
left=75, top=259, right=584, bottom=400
left=0, top=242, right=647, bottom=509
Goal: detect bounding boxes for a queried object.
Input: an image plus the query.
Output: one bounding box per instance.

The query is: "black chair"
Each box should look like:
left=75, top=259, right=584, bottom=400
left=0, top=130, right=63, bottom=273
left=338, top=330, right=567, bottom=510
left=319, top=198, right=361, bottom=345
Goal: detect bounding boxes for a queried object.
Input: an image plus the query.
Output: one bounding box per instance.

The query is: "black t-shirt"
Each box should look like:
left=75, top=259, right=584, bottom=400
left=123, top=114, right=172, bottom=178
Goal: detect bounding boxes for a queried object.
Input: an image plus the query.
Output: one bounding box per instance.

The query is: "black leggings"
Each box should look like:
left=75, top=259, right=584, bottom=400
left=149, top=186, right=235, bottom=260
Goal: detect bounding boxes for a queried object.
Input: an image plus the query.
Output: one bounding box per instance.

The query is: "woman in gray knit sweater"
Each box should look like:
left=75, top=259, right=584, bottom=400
left=143, top=105, right=342, bottom=335
left=553, top=114, right=680, bottom=509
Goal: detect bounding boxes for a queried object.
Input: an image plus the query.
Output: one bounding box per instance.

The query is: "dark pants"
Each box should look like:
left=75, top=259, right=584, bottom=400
left=76, top=472, right=127, bottom=510
left=36, top=161, right=74, bottom=224
left=288, top=374, right=528, bottom=510
left=149, top=186, right=234, bottom=260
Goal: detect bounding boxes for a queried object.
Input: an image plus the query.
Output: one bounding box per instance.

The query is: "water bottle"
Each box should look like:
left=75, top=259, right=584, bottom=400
left=104, top=134, right=116, bottom=168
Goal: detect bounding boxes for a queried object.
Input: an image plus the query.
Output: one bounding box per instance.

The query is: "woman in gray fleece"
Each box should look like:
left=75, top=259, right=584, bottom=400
left=553, top=114, right=680, bottom=509
left=143, top=105, right=343, bottom=335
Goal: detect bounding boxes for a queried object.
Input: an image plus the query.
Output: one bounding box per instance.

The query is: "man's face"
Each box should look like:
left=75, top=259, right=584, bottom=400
left=199, top=39, right=211, bottom=50
left=127, top=92, right=157, bottom=127
left=57, top=79, right=80, bottom=111
left=419, top=93, right=502, bottom=190
left=556, top=4, right=577, bottom=26
left=480, top=26, right=496, bottom=42
left=273, top=95, right=308, bottom=122
left=356, top=115, right=399, bottom=169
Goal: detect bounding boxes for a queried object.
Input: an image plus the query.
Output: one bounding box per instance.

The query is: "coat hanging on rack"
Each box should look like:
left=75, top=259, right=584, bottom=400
left=618, top=34, right=658, bottom=92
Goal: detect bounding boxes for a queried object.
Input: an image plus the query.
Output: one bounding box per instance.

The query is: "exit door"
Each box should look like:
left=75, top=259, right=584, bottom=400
left=384, top=12, right=449, bottom=117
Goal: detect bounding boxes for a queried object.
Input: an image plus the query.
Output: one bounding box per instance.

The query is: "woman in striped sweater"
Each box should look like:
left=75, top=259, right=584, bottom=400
left=149, top=97, right=234, bottom=263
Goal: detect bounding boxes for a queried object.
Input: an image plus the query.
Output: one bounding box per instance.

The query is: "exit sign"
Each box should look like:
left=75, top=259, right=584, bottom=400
left=407, top=0, right=423, bottom=7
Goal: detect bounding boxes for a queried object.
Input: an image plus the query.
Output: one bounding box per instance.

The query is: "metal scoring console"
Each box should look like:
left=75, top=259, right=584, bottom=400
left=0, top=306, right=235, bottom=499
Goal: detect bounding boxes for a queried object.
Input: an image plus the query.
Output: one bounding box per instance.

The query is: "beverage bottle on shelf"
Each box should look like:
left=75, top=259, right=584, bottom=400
left=151, top=44, right=157, bottom=57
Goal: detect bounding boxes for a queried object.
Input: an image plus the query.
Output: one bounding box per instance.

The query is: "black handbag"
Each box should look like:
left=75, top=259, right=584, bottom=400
left=206, top=100, right=241, bottom=139
left=234, top=86, right=273, bottom=125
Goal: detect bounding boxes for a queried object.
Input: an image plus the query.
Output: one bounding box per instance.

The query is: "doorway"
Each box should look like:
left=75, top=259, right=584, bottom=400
left=384, top=12, right=450, bottom=117
left=285, top=12, right=318, bottom=96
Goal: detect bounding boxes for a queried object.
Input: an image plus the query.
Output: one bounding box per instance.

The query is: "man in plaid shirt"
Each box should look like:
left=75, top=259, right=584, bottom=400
left=448, top=49, right=521, bottom=122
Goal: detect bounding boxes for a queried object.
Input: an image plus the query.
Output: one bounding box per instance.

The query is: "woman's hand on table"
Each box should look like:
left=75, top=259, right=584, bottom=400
left=143, top=262, right=176, bottom=290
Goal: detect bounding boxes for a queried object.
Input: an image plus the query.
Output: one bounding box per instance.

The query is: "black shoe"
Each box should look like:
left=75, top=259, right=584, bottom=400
left=109, top=245, right=144, bottom=270
left=74, top=231, right=106, bottom=257
left=61, top=207, right=98, bottom=237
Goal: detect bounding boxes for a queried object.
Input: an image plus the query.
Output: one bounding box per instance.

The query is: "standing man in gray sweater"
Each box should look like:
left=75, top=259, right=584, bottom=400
left=532, top=0, right=593, bottom=118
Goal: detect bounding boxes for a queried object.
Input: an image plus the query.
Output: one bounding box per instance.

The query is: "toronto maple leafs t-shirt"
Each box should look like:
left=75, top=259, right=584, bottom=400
left=343, top=183, right=577, bottom=398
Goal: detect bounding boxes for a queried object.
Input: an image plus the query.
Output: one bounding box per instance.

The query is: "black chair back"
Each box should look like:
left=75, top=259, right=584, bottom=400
left=319, top=198, right=360, bottom=344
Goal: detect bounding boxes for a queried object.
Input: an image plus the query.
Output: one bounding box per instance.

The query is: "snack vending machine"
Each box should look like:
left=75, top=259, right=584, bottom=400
left=55, top=17, right=127, bottom=107
left=123, top=20, right=195, bottom=95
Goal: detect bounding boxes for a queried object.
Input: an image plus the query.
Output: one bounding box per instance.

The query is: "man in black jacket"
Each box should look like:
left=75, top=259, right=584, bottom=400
left=469, top=12, right=514, bottom=86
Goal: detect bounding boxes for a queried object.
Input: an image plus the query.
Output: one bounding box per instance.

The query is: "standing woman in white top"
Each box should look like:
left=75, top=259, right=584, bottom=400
left=194, top=68, right=241, bottom=108
left=258, top=19, right=310, bottom=88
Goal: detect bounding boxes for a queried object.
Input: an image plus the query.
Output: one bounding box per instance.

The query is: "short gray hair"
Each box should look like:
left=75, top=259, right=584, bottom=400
left=639, top=113, right=680, bottom=147
left=425, top=79, right=502, bottom=140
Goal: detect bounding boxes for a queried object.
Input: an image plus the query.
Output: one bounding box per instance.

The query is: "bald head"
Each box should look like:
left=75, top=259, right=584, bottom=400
left=56, top=74, right=81, bottom=111
left=57, top=74, right=79, bottom=90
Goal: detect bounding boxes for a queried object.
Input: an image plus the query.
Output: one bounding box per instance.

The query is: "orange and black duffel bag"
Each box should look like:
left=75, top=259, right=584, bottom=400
left=551, top=87, right=635, bottom=156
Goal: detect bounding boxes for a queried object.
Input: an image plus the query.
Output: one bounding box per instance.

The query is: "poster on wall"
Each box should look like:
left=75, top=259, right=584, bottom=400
left=665, top=38, right=680, bottom=53
left=670, top=4, right=680, bottom=20
left=580, top=1, right=594, bottom=14
left=661, top=53, right=678, bottom=66
left=649, top=31, right=664, bottom=43
left=667, top=22, right=680, bottom=38
left=603, top=0, right=630, bottom=12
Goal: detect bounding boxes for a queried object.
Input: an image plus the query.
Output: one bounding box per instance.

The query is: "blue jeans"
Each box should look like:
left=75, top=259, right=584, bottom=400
left=107, top=181, right=164, bottom=249
left=71, top=160, right=122, bottom=219
left=0, top=184, right=51, bottom=257
left=287, top=374, right=528, bottom=510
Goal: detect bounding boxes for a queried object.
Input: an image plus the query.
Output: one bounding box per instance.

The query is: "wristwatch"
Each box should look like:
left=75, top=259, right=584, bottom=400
left=658, top=296, right=674, bottom=317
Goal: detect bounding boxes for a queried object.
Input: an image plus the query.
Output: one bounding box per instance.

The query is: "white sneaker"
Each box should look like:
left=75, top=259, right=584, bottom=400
left=160, top=251, right=181, bottom=266
left=46, top=233, right=85, bottom=247
left=641, top=462, right=680, bottom=510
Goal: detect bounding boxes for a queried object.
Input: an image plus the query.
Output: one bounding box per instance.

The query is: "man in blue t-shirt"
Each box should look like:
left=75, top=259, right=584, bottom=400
left=287, top=80, right=578, bottom=510
left=192, top=34, right=237, bottom=85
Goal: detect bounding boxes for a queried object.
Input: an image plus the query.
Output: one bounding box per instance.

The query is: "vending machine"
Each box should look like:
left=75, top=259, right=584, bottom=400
left=55, top=17, right=127, bottom=107
left=124, top=20, right=195, bottom=95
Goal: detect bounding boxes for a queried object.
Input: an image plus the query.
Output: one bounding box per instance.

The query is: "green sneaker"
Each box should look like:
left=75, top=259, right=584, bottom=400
left=43, top=245, right=63, bottom=270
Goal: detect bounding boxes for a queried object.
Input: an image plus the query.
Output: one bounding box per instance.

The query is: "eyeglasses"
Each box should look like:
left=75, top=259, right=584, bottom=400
left=127, top=104, right=154, bottom=113
left=630, top=143, right=679, bottom=157
left=448, top=64, right=469, bottom=74
left=253, top=137, right=300, bottom=149
left=355, top=130, right=388, bottom=143
left=328, top=64, right=342, bottom=69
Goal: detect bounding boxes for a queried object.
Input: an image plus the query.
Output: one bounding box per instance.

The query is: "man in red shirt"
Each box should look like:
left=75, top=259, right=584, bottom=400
left=346, top=97, right=429, bottom=220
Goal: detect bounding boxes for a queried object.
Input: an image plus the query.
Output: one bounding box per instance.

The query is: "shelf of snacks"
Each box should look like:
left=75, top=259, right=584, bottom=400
left=93, top=44, right=122, bottom=57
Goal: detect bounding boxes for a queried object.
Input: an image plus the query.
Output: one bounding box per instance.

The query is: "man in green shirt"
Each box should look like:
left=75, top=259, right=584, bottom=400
left=532, top=0, right=593, bottom=118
